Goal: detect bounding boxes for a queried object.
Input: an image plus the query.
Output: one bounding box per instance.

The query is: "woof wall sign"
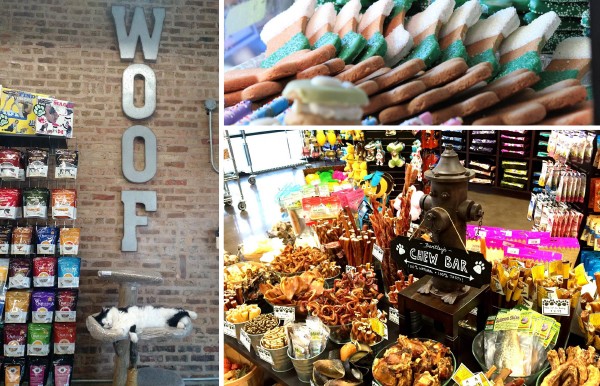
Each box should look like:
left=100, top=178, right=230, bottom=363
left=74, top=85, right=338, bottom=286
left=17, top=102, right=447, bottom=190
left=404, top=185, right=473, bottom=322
left=391, top=236, right=491, bottom=287
left=112, top=6, right=165, bottom=251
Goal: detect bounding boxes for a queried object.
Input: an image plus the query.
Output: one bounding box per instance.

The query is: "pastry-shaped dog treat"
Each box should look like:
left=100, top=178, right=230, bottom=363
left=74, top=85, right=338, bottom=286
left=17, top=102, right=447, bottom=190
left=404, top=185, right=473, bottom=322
left=384, top=0, right=415, bottom=37
left=465, top=7, right=519, bottom=73
left=499, top=12, right=560, bottom=65
left=406, top=0, right=455, bottom=46
left=357, top=58, right=425, bottom=95
left=439, top=0, right=482, bottom=61
left=357, top=32, right=388, bottom=62
left=339, top=31, right=368, bottom=64
left=296, top=58, right=346, bottom=79
left=282, top=76, right=369, bottom=125
left=313, top=32, right=342, bottom=53
left=355, top=67, right=392, bottom=84
left=261, top=34, right=311, bottom=68
left=334, top=0, right=362, bottom=37
left=496, top=51, right=543, bottom=78
left=336, top=56, right=386, bottom=83
left=260, top=0, right=316, bottom=55
left=534, top=36, right=591, bottom=90
left=383, top=25, right=414, bottom=67
left=225, top=63, right=298, bottom=93
left=306, top=3, right=337, bottom=46
left=358, top=0, right=394, bottom=40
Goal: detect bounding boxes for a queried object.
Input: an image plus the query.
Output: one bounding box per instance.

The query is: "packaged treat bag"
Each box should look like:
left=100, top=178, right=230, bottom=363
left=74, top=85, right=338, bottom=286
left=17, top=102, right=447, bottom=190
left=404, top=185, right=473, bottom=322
left=0, top=87, right=49, bottom=135
left=35, top=97, right=74, bottom=137
left=29, top=357, right=50, bottom=386
left=53, top=323, right=76, bottom=355
left=3, top=324, right=27, bottom=357
left=55, top=149, right=78, bottom=179
left=27, top=323, right=51, bottom=356
left=5, top=290, right=31, bottom=323
left=0, top=226, right=11, bottom=255
left=55, top=289, right=77, bottom=322
left=51, top=189, right=77, bottom=219
left=10, top=227, right=32, bottom=255
left=22, top=187, right=50, bottom=219
left=31, top=290, right=55, bottom=323
left=3, top=357, right=25, bottom=386
left=59, top=228, right=80, bottom=255
left=36, top=226, right=58, bottom=255
left=33, top=257, right=56, bottom=288
left=0, top=149, right=23, bottom=180
left=57, top=257, right=80, bottom=288
left=8, top=258, right=32, bottom=289
left=53, top=356, right=73, bottom=386
left=25, top=148, right=49, bottom=178
left=0, top=188, right=21, bottom=220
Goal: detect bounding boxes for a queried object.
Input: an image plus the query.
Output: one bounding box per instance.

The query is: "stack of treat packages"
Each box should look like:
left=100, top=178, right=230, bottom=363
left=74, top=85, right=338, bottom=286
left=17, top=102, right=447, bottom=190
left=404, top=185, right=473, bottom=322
left=469, top=130, right=496, bottom=154
left=441, top=130, right=466, bottom=151
left=0, top=91, right=78, bottom=385
left=469, top=159, right=496, bottom=186
left=499, top=130, right=530, bottom=191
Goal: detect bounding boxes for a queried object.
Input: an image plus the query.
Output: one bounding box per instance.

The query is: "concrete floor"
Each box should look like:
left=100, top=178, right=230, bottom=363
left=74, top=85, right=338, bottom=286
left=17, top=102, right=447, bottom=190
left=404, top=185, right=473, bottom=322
left=223, top=166, right=532, bottom=253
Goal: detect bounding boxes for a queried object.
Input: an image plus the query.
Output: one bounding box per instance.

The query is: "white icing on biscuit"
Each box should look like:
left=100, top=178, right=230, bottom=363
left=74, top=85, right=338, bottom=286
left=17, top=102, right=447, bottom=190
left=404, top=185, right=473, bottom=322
left=260, top=0, right=317, bottom=44
left=334, top=0, right=362, bottom=35
left=406, top=0, right=455, bottom=38
left=499, top=12, right=560, bottom=55
left=440, top=0, right=482, bottom=39
left=384, top=25, right=414, bottom=67
left=306, top=3, right=337, bottom=39
left=358, top=0, right=394, bottom=35
left=552, top=37, right=591, bottom=60
left=465, top=7, right=519, bottom=45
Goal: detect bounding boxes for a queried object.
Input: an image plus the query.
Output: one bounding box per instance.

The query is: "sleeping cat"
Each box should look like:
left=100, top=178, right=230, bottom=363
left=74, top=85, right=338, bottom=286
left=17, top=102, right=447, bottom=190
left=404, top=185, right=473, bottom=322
left=93, top=305, right=198, bottom=343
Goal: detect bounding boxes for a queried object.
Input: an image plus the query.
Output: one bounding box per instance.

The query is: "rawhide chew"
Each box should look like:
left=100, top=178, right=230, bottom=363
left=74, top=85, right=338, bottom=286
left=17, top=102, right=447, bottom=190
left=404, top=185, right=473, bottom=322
left=334, top=0, right=361, bottom=37
left=534, top=36, right=591, bottom=90
left=312, top=32, right=343, bottom=53
left=339, top=31, right=368, bottom=64
left=384, top=0, right=416, bottom=37
left=261, top=33, right=311, bottom=68
left=499, top=11, right=560, bottom=65
left=384, top=25, right=414, bottom=67
left=358, top=0, right=395, bottom=40
left=282, top=76, right=368, bottom=125
left=356, top=32, right=388, bottom=63
left=260, top=0, right=316, bottom=55
left=406, top=0, right=455, bottom=45
left=465, top=7, right=519, bottom=57
left=357, top=58, right=425, bottom=96
left=306, top=3, right=337, bottom=46
left=439, top=0, right=482, bottom=50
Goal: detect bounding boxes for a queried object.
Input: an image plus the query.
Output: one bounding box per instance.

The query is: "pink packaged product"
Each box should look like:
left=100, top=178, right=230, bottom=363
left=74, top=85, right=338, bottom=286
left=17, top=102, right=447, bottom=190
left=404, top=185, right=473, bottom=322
left=331, top=188, right=364, bottom=211
left=503, top=244, right=563, bottom=262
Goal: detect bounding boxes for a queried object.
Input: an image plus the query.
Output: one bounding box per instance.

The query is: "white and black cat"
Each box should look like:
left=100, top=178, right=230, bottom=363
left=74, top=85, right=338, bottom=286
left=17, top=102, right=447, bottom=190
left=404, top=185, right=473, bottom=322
left=93, top=305, right=198, bottom=343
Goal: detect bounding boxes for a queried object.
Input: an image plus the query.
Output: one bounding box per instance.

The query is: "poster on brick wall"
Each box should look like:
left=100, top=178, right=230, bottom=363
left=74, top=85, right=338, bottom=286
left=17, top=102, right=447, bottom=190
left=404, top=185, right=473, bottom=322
left=0, top=86, right=50, bottom=135
left=35, top=97, right=75, bottom=138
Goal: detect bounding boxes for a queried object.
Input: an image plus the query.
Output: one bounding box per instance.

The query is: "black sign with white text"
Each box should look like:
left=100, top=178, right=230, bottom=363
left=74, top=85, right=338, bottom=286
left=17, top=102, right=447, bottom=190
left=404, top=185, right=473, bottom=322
left=391, top=236, right=491, bottom=287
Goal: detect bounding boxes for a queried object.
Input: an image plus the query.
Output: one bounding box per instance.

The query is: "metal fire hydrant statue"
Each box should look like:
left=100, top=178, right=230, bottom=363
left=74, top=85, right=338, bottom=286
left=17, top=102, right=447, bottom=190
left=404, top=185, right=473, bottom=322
left=418, top=145, right=484, bottom=303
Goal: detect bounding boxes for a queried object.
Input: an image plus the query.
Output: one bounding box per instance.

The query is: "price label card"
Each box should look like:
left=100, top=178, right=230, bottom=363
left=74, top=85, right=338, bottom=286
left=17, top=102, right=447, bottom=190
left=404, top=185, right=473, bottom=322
left=389, top=307, right=399, bottom=325
left=373, top=244, right=384, bottom=262
left=274, top=306, right=295, bottom=322
left=507, top=247, right=519, bottom=255
left=528, top=238, right=541, bottom=245
left=542, top=299, right=570, bottom=316
left=345, top=265, right=356, bottom=273
left=240, top=329, right=252, bottom=352
left=224, top=321, right=236, bottom=338
left=257, top=346, right=274, bottom=365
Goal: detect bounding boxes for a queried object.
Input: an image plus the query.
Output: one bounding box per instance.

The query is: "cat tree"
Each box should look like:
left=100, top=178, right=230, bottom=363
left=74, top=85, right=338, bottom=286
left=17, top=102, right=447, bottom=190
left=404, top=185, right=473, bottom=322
left=86, top=270, right=194, bottom=386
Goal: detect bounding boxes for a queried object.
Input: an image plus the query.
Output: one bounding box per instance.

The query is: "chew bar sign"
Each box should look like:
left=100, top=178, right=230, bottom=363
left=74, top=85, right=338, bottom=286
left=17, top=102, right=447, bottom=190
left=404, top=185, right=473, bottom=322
left=112, top=6, right=165, bottom=251
left=391, top=236, right=491, bottom=287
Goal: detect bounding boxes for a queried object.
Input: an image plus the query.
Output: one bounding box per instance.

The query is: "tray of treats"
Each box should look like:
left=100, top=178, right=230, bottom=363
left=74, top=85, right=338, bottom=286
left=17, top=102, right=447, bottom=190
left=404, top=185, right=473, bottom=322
left=224, top=0, right=592, bottom=126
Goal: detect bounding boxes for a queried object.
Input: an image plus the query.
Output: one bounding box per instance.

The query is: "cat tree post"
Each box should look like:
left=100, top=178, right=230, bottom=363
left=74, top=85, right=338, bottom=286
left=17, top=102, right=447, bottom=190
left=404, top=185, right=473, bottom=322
left=97, top=270, right=163, bottom=386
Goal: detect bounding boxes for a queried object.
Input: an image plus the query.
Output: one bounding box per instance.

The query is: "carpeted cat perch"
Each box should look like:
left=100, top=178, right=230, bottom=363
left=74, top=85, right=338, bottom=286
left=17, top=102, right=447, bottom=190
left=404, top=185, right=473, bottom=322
left=86, top=270, right=194, bottom=386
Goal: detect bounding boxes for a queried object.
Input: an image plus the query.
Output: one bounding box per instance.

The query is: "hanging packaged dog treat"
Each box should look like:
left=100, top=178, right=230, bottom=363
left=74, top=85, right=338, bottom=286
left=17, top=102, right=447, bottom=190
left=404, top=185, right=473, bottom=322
left=3, top=324, right=26, bottom=357
left=27, top=323, right=51, bottom=356
left=8, top=258, right=31, bottom=289
left=57, top=257, right=80, bottom=288
left=31, top=290, right=55, bottom=323
left=10, top=227, right=32, bottom=255
left=36, top=226, right=58, bottom=255
left=0, top=188, right=21, bottom=220
left=3, top=357, right=25, bottom=386
left=54, top=150, right=78, bottom=179
left=28, top=357, right=50, bottom=386
left=51, top=189, right=76, bottom=219
left=59, top=228, right=80, bottom=255
left=4, top=290, right=30, bottom=323
left=33, top=257, right=56, bottom=288
left=53, top=323, right=76, bottom=355
left=0, top=226, right=11, bottom=254
left=0, top=149, right=23, bottom=180
left=35, top=97, right=74, bottom=138
left=55, top=289, right=77, bottom=322
left=22, top=188, right=50, bottom=219
left=53, top=356, right=73, bottom=386
left=25, top=149, right=48, bottom=178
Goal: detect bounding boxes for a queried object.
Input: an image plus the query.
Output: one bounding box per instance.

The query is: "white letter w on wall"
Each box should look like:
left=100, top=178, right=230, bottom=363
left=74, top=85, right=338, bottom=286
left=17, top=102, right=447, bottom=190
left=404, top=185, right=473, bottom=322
left=112, top=6, right=165, bottom=61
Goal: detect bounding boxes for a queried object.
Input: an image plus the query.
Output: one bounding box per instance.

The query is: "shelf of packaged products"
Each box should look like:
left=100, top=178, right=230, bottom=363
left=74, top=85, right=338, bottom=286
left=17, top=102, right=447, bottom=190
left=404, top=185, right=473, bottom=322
left=0, top=133, right=68, bottom=149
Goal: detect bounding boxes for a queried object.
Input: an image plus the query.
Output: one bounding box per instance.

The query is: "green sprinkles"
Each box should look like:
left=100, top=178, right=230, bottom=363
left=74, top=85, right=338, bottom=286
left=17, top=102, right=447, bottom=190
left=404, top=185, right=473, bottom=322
left=339, top=31, right=368, bottom=64
left=441, top=39, right=468, bottom=63
left=468, top=49, right=499, bottom=78
left=261, top=33, right=310, bottom=68
left=496, top=51, right=542, bottom=79
left=356, top=32, right=387, bottom=63
left=533, top=70, right=580, bottom=91
left=528, top=0, right=588, bottom=17
left=403, top=35, right=441, bottom=68
left=542, top=31, right=585, bottom=54
left=312, top=32, right=342, bottom=54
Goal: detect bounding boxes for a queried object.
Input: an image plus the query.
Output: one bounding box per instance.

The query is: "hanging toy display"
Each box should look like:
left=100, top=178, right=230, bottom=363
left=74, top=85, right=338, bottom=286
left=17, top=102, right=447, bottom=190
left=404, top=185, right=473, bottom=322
left=326, top=130, right=337, bottom=146
left=410, top=140, right=423, bottom=182
left=375, top=142, right=385, bottom=167
left=386, top=142, right=405, bottom=168
left=361, top=171, right=394, bottom=200
left=364, top=142, right=376, bottom=162
left=342, top=143, right=367, bottom=182
left=316, top=130, right=327, bottom=147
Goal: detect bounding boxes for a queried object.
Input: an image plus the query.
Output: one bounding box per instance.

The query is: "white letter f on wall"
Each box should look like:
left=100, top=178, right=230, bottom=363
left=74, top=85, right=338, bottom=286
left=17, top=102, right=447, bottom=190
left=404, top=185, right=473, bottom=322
left=112, top=6, right=165, bottom=61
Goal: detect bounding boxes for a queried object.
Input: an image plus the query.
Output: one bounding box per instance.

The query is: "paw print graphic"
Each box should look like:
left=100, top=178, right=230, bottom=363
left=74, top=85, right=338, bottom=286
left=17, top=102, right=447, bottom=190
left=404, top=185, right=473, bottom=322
left=0, top=114, right=8, bottom=127
left=33, top=104, right=46, bottom=117
left=396, top=245, right=406, bottom=255
left=473, top=261, right=485, bottom=275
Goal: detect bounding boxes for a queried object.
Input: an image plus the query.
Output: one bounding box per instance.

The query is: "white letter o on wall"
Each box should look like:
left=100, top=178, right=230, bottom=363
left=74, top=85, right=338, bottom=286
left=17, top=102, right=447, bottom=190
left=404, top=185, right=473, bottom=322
left=122, top=63, right=156, bottom=119
left=122, top=125, right=157, bottom=183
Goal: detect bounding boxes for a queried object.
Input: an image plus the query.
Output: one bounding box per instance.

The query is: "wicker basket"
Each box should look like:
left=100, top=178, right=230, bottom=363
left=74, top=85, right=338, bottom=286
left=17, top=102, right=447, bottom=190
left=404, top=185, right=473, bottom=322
left=225, top=344, right=263, bottom=386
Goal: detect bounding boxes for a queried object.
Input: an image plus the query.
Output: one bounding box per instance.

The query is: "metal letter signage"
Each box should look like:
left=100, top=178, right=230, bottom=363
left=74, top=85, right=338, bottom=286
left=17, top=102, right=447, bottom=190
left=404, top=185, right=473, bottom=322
left=122, top=64, right=156, bottom=119
left=112, top=5, right=164, bottom=251
left=121, top=191, right=157, bottom=251
left=122, top=125, right=157, bottom=183
left=111, top=6, right=165, bottom=61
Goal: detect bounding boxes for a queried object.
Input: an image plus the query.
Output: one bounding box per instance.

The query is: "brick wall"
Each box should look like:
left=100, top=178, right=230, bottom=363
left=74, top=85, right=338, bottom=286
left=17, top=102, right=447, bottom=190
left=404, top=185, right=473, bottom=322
left=0, top=0, right=220, bottom=379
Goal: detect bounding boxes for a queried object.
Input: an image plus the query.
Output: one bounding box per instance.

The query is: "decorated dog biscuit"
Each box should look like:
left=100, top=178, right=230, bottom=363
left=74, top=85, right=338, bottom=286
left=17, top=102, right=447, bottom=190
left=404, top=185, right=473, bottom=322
left=261, top=33, right=311, bottom=68
left=357, top=58, right=425, bottom=95
left=496, top=51, right=543, bottom=78
left=406, top=0, right=455, bottom=46
left=296, top=58, right=346, bottom=79
left=403, top=35, right=442, bottom=68
left=498, top=12, right=560, bottom=65
left=439, top=0, right=482, bottom=51
left=224, top=101, right=253, bottom=125
left=235, top=96, right=290, bottom=126
left=306, top=3, right=337, bottom=46
left=313, top=32, right=342, bottom=53
left=224, top=62, right=298, bottom=93
left=465, top=7, right=519, bottom=57
left=356, top=32, right=388, bottom=62
left=540, top=101, right=592, bottom=125
left=334, top=0, right=362, bottom=37
left=528, top=0, right=588, bottom=18
left=534, top=36, right=591, bottom=90
left=358, top=0, right=395, bottom=40
left=260, top=0, right=316, bottom=55
left=336, top=56, right=386, bottom=83
left=339, top=31, right=368, bottom=64
left=384, top=25, right=414, bottom=67
left=384, top=0, right=416, bottom=37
